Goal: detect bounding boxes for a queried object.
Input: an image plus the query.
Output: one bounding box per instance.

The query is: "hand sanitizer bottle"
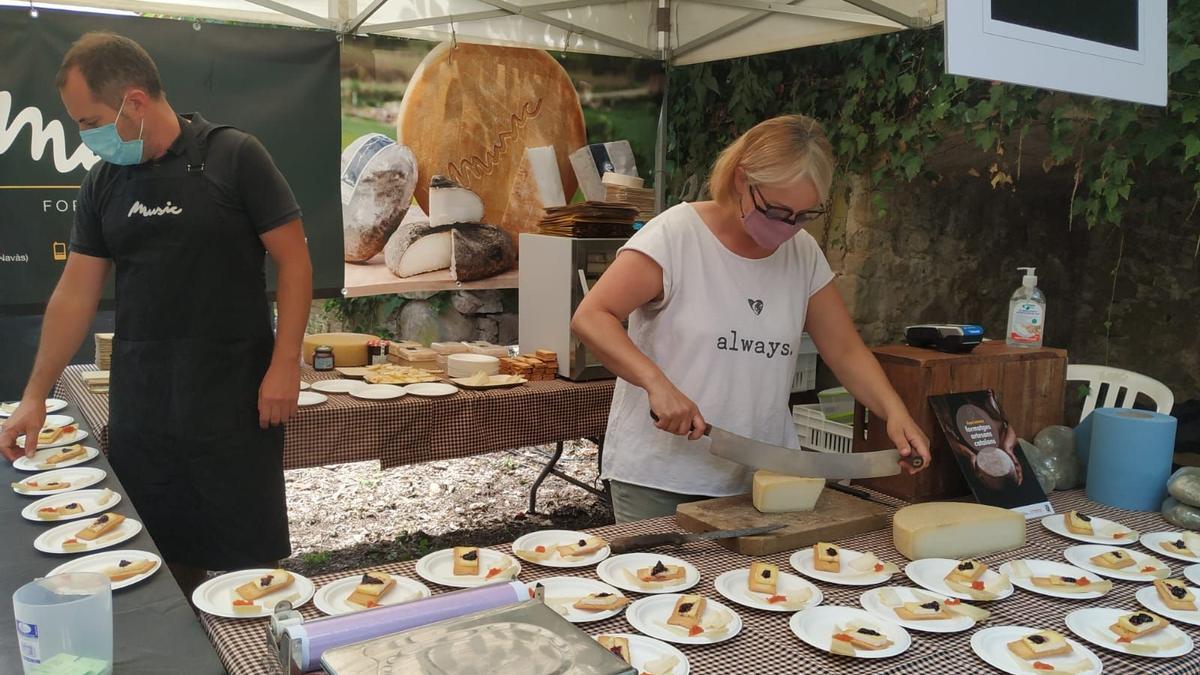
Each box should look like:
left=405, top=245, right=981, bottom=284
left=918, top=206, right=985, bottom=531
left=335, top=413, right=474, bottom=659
left=1007, top=267, right=1046, bottom=348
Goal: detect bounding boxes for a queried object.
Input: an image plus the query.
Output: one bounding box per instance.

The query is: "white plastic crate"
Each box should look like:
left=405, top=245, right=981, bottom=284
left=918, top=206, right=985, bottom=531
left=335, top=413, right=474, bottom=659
left=791, top=333, right=818, bottom=393
left=793, top=403, right=853, bottom=454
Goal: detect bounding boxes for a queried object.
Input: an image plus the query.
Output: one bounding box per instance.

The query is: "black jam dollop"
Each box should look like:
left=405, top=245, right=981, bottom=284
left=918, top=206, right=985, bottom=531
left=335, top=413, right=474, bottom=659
left=1028, top=634, right=1047, bottom=645
left=678, top=602, right=695, bottom=614
left=118, top=560, right=132, bottom=568
left=1060, top=577, right=1077, bottom=584
left=260, top=575, right=274, bottom=587
left=1171, top=585, right=1188, bottom=599
left=596, top=592, right=612, bottom=598
left=361, top=574, right=384, bottom=585
left=1077, top=513, right=1092, bottom=522
left=1130, top=613, right=1153, bottom=626
left=462, top=550, right=479, bottom=561
left=1173, top=540, right=1187, bottom=548
left=1111, top=551, right=1123, bottom=558
left=577, top=539, right=587, bottom=547
left=919, top=601, right=940, bottom=611
left=826, top=547, right=838, bottom=557
left=651, top=560, right=668, bottom=576
left=857, top=628, right=881, bottom=637
left=761, top=569, right=772, bottom=579
left=957, top=561, right=975, bottom=571
left=96, top=515, right=109, bottom=524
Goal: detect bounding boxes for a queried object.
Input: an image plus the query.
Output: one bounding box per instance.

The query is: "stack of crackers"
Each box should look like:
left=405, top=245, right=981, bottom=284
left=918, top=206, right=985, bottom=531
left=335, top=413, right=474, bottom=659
left=94, top=333, right=113, bottom=370
left=500, top=349, right=558, bottom=381
left=387, top=341, right=440, bottom=371
left=537, top=202, right=638, bottom=238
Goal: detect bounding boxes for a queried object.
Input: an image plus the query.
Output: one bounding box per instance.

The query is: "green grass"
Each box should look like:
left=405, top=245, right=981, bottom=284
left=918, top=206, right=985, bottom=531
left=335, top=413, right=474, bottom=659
left=302, top=550, right=332, bottom=567
left=342, top=115, right=395, bottom=150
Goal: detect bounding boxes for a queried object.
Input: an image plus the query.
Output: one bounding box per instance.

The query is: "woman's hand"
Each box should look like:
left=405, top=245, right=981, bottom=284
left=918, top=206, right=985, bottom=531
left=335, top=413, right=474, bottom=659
left=886, top=414, right=931, bottom=474
left=647, top=378, right=707, bottom=441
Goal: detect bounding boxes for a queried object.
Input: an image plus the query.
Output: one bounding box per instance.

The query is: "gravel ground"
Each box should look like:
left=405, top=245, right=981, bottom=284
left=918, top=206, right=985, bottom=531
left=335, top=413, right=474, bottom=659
left=280, top=440, right=614, bottom=577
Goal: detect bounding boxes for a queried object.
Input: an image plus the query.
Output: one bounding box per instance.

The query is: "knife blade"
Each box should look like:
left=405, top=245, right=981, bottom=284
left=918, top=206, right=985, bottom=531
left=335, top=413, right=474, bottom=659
left=608, top=524, right=785, bottom=555
left=706, top=424, right=922, bottom=479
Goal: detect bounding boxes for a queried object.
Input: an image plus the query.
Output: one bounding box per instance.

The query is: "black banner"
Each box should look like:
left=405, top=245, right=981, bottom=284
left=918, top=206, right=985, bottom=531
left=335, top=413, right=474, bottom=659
left=0, top=9, right=342, bottom=311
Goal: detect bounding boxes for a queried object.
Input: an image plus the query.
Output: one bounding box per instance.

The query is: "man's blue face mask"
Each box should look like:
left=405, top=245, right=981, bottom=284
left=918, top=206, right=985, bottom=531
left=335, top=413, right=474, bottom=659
left=79, top=94, right=144, bottom=166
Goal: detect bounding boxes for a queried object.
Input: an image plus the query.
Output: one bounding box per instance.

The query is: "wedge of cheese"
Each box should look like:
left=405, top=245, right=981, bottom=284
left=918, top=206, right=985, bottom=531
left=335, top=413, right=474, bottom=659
left=892, top=501, right=1025, bottom=561
left=751, top=471, right=824, bottom=513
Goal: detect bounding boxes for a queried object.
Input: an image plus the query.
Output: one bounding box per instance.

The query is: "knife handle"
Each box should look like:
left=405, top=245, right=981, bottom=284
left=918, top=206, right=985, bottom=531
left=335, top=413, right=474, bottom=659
left=648, top=410, right=712, bottom=437
left=608, top=532, right=686, bottom=554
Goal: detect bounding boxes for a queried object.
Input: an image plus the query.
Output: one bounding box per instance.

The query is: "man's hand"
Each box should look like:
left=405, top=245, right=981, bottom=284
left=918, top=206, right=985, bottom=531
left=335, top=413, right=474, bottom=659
left=886, top=414, right=932, bottom=474
left=0, top=399, right=47, bottom=462
left=258, top=361, right=299, bottom=429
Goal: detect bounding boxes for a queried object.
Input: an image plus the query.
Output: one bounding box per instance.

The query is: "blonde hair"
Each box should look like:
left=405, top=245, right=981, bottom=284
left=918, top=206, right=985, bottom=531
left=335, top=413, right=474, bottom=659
left=708, top=114, right=834, bottom=208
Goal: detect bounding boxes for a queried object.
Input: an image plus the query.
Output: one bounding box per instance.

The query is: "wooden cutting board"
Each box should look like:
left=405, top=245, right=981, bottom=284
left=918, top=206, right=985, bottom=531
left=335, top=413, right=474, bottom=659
left=675, top=489, right=892, bottom=556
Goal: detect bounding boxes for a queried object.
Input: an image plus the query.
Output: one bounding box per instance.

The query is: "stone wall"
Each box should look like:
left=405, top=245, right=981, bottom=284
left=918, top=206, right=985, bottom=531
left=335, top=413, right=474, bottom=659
left=307, top=289, right=519, bottom=346
left=814, top=172, right=1200, bottom=407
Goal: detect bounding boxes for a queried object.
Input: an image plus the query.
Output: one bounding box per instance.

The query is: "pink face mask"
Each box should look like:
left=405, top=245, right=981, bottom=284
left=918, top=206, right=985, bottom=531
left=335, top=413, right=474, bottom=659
left=739, top=183, right=825, bottom=250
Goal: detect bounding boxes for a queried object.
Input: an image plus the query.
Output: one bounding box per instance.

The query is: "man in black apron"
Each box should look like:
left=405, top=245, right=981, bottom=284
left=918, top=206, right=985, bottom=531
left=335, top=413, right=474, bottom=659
left=0, top=33, right=312, bottom=595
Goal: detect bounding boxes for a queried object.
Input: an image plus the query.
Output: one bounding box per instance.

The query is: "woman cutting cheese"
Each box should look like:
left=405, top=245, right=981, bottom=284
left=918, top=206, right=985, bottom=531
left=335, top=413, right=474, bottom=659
left=572, top=115, right=931, bottom=522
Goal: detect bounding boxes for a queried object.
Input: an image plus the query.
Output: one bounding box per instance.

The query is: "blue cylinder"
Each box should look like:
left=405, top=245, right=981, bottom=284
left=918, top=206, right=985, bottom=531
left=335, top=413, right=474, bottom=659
left=1085, top=408, right=1177, bottom=511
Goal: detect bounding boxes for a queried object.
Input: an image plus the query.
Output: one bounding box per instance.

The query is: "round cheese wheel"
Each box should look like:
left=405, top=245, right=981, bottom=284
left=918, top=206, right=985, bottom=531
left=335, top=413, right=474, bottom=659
left=976, top=446, right=1015, bottom=478
left=396, top=42, right=586, bottom=246
left=302, top=333, right=379, bottom=367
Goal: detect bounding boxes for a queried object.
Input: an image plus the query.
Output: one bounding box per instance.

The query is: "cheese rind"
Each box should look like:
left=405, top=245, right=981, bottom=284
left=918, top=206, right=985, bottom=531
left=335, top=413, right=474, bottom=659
left=892, top=502, right=1025, bottom=561
left=751, top=471, right=824, bottom=513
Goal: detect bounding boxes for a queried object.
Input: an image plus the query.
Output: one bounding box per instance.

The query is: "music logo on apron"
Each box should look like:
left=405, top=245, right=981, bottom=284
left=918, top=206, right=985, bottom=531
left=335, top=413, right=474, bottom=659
left=127, top=200, right=184, bottom=218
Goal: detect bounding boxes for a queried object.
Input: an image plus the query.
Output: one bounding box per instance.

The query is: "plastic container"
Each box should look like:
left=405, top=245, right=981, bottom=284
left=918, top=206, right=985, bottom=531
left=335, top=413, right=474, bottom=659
left=13, top=573, right=112, bottom=674
left=817, top=386, right=854, bottom=424
left=1007, top=266, right=1046, bottom=348
left=793, top=404, right=853, bottom=454
left=790, top=333, right=818, bottom=393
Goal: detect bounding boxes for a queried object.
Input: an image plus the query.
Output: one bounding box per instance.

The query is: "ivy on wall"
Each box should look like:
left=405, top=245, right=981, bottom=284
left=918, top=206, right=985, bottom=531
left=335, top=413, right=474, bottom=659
left=666, top=1, right=1200, bottom=234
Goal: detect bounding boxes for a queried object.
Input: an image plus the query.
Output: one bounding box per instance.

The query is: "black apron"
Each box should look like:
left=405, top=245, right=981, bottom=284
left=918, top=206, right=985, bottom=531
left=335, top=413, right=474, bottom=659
left=104, top=115, right=289, bottom=570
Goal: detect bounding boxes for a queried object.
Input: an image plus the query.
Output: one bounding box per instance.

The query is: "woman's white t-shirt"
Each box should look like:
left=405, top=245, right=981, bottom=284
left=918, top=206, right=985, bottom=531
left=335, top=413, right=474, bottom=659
left=601, top=202, right=835, bottom=496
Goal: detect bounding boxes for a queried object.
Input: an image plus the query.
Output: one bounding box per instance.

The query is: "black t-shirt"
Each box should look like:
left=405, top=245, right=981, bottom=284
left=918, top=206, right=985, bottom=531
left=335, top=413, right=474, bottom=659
left=70, top=112, right=301, bottom=258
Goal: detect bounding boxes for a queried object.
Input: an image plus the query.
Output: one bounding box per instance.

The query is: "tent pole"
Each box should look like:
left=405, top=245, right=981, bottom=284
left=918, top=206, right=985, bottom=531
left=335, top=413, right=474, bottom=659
left=654, top=0, right=671, bottom=214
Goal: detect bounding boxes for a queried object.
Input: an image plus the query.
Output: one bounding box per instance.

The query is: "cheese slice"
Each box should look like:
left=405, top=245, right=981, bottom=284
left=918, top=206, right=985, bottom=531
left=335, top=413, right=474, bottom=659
left=751, top=471, right=824, bottom=513
left=892, top=501, right=1025, bottom=561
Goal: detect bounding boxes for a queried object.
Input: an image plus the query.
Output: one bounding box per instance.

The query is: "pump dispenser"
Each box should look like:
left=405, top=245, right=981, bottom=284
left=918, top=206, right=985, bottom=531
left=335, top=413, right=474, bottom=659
left=1007, top=267, right=1046, bottom=348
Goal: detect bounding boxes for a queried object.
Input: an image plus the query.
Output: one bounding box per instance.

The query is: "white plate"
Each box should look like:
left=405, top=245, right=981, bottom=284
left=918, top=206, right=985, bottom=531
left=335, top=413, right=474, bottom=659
left=11, top=467, right=106, bottom=496
left=790, top=605, right=911, bottom=659
left=971, top=625, right=1103, bottom=675
left=47, top=550, right=162, bottom=591
left=22, top=489, right=121, bottom=523
left=299, top=381, right=311, bottom=391
left=16, top=428, right=90, bottom=451
left=0, top=399, right=68, bottom=417
left=904, top=559, right=1014, bottom=601
left=713, top=568, right=822, bottom=613
left=860, top=586, right=975, bottom=633
left=1186, top=565, right=1200, bottom=586
left=596, top=553, right=700, bottom=595
left=1065, top=607, right=1194, bottom=658
left=12, top=446, right=100, bottom=472
left=592, top=633, right=689, bottom=675
left=1063, top=545, right=1169, bottom=582
left=528, top=576, right=628, bottom=623
left=34, top=516, right=143, bottom=554
left=1136, top=584, right=1200, bottom=627
left=1141, top=532, right=1200, bottom=564
left=297, top=391, right=328, bottom=406
left=1000, top=559, right=1111, bottom=600
left=625, top=594, right=742, bottom=645
left=1042, top=513, right=1137, bottom=546
left=310, top=379, right=365, bottom=394
left=403, top=382, right=458, bottom=397
left=415, top=548, right=521, bottom=588
left=350, top=384, right=407, bottom=400
left=790, top=548, right=894, bottom=586
left=42, top=415, right=75, bottom=429
left=312, top=574, right=431, bottom=616
left=511, top=530, right=611, bottom=568
left=192, top=568, right=315, bottom=619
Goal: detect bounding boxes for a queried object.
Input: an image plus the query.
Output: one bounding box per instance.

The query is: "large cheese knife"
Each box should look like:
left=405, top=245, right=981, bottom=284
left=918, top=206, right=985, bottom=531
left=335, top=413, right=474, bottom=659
left=707, top=424, right=922, bottom=478
left=608, top=524, right=786, bottom=554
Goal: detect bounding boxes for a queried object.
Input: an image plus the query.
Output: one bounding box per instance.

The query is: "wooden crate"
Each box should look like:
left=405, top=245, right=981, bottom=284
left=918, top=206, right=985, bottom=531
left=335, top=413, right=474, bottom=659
left=853, top=342, right=1067, bottom=502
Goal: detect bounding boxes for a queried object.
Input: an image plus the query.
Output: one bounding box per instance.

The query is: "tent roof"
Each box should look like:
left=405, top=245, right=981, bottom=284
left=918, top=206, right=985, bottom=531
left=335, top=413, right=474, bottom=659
left=21, top=0, right=942, bottom=64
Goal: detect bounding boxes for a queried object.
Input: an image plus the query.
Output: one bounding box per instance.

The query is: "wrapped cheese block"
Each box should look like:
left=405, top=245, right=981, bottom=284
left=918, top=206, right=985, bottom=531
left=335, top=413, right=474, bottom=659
left=341, top=134, right=418, bottom=263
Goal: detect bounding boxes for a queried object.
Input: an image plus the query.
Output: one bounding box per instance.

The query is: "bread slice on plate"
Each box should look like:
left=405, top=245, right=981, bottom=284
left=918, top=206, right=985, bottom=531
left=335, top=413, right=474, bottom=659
left=555, top=536, right=606, bottom=558
left=573, top=592, right=628, bottom=612
left=834, top=625, right=892, bottom=650
left=666, top=594, right=705, bottom=630
left=1110, top=611, right=1169, bottom=641
left=1090, top=549, right=1136, bottom=570
left=748, top=561, right=778, bottom=595
left=1162, top=537, right=1198, bottom=559
left=637, top=560, right=685, bottom=583
left=76, top=513, right=125, bottom=541
left=597, top=635, right=631, bottom=664
left=1007, top=629, right=1073, bottom=660
left=894, top=599, right=954, bottom=621
left=38, top=425, right=70, bottom=444
left=1154, top=579, right=1196, bottom=612
left=104, top=558, right=156, bottom=582
left=946, top=560, right=987, bottom=584
left=453, top=547, right=481, bottom=576
left=813, top=542, right=841, bottom=573
left=1066, top=510, right=1095, bottom=536
left=347, top=571, right=395, bottom=608
left=36, top=502, right=84, bottom=520
left=46, top=445, right=86, bottom=465
left=235, top=569, right=294, bottom=601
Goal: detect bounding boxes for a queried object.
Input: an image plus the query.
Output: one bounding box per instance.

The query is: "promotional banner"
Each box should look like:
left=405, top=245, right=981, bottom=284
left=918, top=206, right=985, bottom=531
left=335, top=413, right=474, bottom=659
left=0, top=9, right=342, bottom=311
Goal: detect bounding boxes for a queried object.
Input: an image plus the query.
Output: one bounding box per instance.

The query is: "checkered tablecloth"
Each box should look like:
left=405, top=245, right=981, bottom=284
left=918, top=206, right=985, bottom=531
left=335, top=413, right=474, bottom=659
left=201, top=489, right=1200, bottom=675
left=56, top=364, right=614, bottom=470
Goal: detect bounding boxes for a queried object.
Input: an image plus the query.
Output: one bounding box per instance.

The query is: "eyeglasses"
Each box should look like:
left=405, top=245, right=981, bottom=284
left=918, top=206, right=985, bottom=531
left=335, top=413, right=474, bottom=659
left=749, top=184, right=826, bottom=226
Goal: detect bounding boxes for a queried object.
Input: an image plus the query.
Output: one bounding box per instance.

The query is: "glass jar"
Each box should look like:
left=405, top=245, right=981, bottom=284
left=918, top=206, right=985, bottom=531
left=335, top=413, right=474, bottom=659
left=313, top=346, right=335, bottom=371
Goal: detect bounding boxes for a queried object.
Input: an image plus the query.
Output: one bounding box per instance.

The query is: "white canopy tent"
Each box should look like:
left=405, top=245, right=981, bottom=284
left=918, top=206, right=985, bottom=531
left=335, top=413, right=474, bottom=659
left=18, top=0, right=943, bottom=203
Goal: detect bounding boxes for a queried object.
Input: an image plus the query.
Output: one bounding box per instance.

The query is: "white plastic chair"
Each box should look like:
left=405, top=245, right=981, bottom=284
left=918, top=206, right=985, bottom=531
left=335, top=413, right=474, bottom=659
left=1066, top=364, right=1174, bottom=419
